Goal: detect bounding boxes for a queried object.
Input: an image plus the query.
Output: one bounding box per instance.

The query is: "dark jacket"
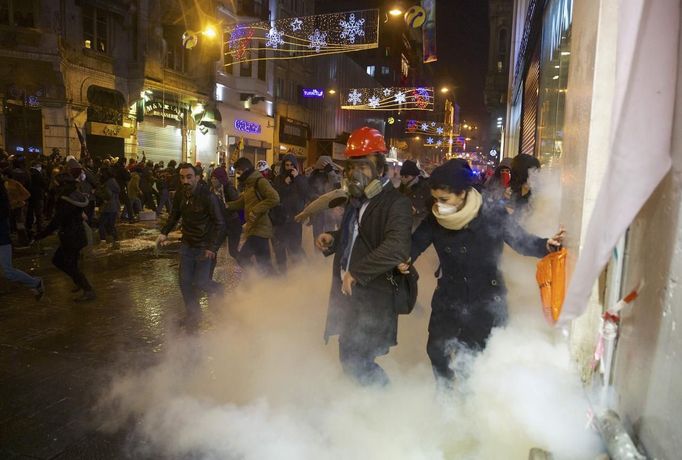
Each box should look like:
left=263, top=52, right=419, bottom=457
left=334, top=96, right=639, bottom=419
left=0, top=179, right=11, bottom=245
left=323, top=185, right=412, bottom=349
left=28, top=167, right=48, bottom=202
left=411, top=195, right=549, bottom=342
left=101, top=177, right=120, bottom=213
left=38, top=188, right=89, bottom=250
left=399, top=175, right=431, bottom=230
left=161, top=181, right=226, bottom=253
left=272, top=154, right=309, bottom=223
left=113, top=163, right=131, bottom=190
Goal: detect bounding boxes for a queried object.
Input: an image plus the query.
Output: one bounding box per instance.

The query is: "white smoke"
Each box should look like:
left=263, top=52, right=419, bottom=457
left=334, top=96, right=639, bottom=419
left=98, top=167, right=603, bottom=459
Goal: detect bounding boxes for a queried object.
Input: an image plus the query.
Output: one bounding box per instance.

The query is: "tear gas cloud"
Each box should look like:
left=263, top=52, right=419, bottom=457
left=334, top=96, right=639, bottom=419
left=99, top=168, right=603, bottom=459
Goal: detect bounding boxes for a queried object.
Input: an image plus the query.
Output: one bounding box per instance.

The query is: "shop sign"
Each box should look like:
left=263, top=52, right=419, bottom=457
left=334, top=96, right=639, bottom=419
left=144, top=101, right=184, bottom=121
left=302, top=88, right=324, bottom=98
left=234, top=119, right=261, bottom=134
left=279, top=117, right=309, bottom=147
left=87, top=121, right=132, bottom=138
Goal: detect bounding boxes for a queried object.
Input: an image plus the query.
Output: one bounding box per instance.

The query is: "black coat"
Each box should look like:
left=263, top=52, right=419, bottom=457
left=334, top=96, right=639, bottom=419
left=324, top=185, right=412, bottom=351
left=399, top=175, right=431, bottom=229
left=272, top=155, right=309, bottom=223
left=411, top=196, right=549, bottom=348
left=38, top=189, right=89, bottom=250
left=161, top=182, right=226, bottom=253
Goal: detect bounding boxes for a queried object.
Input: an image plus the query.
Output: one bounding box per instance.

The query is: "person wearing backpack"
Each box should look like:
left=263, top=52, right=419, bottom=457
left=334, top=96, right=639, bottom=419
left=226, top=157, right=280, bottom=274
left=271, top=154, right=309, bottom=273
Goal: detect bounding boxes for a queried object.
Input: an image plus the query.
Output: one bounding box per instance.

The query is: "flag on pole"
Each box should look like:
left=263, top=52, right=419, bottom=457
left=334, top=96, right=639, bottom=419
left=561, top=0, right=679, bottom=321
left=74, top=123, right=90, bottom=162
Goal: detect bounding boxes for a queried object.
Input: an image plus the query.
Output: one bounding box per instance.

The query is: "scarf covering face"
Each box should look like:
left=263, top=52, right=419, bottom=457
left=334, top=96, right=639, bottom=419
left=432, top=187, right=483, bottom=230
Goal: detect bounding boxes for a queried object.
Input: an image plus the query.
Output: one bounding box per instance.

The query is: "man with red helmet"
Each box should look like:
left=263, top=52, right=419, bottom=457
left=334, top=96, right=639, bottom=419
left=316, top=127, right=412, bottom=386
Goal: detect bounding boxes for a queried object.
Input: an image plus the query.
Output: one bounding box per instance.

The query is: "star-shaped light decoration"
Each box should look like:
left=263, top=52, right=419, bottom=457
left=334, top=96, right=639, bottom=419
left=290, top=18, right=303, bottom=31
left=368, top=96, right=381, bottom=108
left=426, top=137, right=434, bottom=144
left=383, top=88, right=393, bottom=97
left=394, top=91, right=407, bottom=104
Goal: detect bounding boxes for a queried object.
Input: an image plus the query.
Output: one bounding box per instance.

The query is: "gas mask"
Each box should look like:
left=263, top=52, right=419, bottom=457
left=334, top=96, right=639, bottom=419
left=346, top=170, right=383, bottom=199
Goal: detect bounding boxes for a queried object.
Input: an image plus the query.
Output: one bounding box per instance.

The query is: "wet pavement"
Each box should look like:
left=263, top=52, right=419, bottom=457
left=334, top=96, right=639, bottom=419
left=0, top=220, right=242, bottom=459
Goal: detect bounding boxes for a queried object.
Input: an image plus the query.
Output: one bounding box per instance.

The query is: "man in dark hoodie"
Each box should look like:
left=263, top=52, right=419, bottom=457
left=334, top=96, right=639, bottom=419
left=271, top=154, right=308, bottom=272
left=36, top=173, right=94, bottom=301
left=157, top=163, right=226, bottom=325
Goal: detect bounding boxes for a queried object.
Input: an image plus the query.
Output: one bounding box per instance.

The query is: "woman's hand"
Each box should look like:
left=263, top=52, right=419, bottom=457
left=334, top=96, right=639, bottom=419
left=547, top=226, right=566, bottom=252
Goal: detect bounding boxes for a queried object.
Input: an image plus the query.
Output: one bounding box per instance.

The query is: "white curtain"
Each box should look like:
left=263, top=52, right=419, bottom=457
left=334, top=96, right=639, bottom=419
left=561, top=0, right=680, bottom=320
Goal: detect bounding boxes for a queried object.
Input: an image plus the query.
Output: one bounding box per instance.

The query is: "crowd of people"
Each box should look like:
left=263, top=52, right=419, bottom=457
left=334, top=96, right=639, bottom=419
left=1, top=129, right=562, bottom=388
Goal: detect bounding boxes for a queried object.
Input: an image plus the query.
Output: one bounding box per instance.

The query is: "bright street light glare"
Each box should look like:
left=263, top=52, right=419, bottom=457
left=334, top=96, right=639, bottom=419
left=202, top=25, right=218, bottom=39
left=389, top=8, right=403, bottom=16
left=328, top=89, right=336, bottom=95
left=440, top=87, right=449, bottom=93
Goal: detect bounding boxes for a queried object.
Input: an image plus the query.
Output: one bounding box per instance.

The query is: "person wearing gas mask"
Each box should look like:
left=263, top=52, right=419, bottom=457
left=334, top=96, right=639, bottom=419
left=271, top=154, right=309, bottom=273
left=401, top=159, right=565, bottom=387
left=315, top=127, right=412, bottom=386
left=157, top=163, right=226, bottom=327
left=398, top=159, right=431, bottom=232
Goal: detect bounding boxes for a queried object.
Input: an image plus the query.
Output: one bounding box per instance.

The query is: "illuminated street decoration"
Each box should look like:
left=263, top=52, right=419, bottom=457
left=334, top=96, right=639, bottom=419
left=224, top=9, right=379, bottom=67
left=302, top=88, right=324, bottom=98
left=234, top=119, right=262, bottom=134
left=406, top=119, right=456, bottom=135
left=340, top=87, right=434, bottom=111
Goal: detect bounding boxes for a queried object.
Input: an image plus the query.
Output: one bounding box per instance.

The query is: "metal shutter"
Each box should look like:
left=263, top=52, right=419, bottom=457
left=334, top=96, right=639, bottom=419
left=520, top=47, right=540, bottom=157
left=137, top=118, right=183, bottom=164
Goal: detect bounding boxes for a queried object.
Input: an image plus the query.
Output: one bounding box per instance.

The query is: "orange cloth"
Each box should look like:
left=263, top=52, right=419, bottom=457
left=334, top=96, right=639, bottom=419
left=536, top=248, right=568, bottom=324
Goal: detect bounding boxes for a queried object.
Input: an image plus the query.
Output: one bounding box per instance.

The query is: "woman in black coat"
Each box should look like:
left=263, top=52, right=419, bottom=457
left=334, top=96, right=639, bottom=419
left=37, top=173, right=95, bottom=301
left=405, top=160, right=564, bottom=384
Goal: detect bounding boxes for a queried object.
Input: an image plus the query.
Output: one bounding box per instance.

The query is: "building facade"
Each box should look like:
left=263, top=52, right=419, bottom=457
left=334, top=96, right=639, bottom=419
left=0, top=0, right=217, bottom=165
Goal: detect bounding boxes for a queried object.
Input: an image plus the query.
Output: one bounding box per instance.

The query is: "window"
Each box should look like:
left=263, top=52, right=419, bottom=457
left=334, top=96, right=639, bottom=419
left=401, top=54, right=409, bottom=78
left=83, top=6, right=109, bottom=53
left=497, top=61, right=503, bottom=73
left=164, top=27, right=188, bottom=72
left=381, top=66, right=390, bottom=76
left=257, top=48, right=266, bottom=80
left=0, top=0, right=35, bottom=27
left=366, top=65, right=376, bottom=77
left=276, top=78, right=284, bottom=98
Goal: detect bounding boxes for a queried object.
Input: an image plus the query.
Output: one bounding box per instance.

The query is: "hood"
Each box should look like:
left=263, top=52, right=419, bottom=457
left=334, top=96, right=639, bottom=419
left=239, top=168, right=262, bottom=186
left=279, top=154, right=299, bottom=175
left=61, top=190, right=89, bottom=208
left=314, top=155, right=334, bottom=170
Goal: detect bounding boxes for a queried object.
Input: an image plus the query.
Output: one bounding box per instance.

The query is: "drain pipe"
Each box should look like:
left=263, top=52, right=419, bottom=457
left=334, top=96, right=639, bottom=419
left=595, top=410, right=647, bottom=459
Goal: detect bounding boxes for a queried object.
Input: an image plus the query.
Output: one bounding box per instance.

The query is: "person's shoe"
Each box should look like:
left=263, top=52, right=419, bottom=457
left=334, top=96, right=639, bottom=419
left=74, top=290, right=96, bottom=302
left=31, top=279, right=45, bottom=301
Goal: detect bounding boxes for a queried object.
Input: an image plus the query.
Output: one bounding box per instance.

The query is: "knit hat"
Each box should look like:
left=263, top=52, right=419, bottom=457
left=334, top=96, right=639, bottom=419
left=211, top=165, right=228, bottom=187
left=428, top=159, right=474, bottom=193
left=400, top=159, right=420, bottom=177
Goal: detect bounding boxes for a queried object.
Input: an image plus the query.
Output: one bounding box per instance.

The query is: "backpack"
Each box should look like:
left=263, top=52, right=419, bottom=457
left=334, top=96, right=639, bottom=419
left=254, top=177, right=287, bottom=226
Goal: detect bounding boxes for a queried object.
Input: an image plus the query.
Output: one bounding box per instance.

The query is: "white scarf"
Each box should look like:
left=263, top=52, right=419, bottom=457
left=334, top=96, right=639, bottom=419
left=432, top=188, right=483, bottom=230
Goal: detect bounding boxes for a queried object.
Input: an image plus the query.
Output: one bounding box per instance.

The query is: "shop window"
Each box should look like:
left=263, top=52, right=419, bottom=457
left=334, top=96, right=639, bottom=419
left=83, top=5, right=109, bottom=53
left=536, top=0, right=573, bottom=164
left=0, top=0, right=35, bottom=27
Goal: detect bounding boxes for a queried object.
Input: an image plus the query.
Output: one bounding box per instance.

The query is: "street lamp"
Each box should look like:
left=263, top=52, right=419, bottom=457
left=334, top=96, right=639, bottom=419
left=328, top=89, right=337, bottom=95
left=202, top=25, right=218, bottom=39
left=440, top=87, right=449, bottom=94
left=389, top=8, right=403, bottom=16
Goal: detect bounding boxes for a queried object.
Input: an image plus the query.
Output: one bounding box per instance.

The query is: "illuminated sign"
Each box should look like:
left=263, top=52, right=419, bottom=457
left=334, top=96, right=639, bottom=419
left=234, top=119, right=262, bottom=134
left=302, top=88, right=325, bottom=98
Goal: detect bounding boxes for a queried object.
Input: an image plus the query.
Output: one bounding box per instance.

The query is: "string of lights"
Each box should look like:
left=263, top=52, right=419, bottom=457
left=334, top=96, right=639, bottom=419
left=223, top=9, right=379, bottom=66
left=405, top=119, right=458, bottom=136
left=340, top=87, right=434, bottom=111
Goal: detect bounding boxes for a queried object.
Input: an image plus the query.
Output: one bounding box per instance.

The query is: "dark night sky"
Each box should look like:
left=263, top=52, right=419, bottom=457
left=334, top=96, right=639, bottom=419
left=315, top=0, right=491, bottom=124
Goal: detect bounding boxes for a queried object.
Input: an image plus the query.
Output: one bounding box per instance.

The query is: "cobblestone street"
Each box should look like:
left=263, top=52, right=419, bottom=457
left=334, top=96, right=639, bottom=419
left=0, top=222, right=242, bottom=459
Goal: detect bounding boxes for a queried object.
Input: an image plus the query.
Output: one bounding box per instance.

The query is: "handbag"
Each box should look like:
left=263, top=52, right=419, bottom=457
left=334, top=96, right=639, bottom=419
left=536, top=247, right=568, bottom=324
left=387, top=266, right=419, bottom=315
left=357, top=227, right=419, bottom=315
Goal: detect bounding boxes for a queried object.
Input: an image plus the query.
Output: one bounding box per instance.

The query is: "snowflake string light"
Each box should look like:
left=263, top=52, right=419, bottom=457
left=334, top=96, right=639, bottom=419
left=339, top=13, right=366, bottom=44
left=347, top=89, right=362, bottom=105
left=383, top=88, right=393, bottom=96
left=436, top=140, right=443, bottom=147
left=368, top=96, right=380, bottom=108
left=436, top=127, right=444, bottom=135
left=448, top=138, right=454, bottom=145
left=420, top=123, right=429, bottom=131
left=426, top=137, right=434, bottom=144
left=394, top=91, right=407, bottom=104
left=290, top=18, right=303, bottom=31
left=265, top=26, right=285, bottom=49
left=308, top=29, right=327, bottom=53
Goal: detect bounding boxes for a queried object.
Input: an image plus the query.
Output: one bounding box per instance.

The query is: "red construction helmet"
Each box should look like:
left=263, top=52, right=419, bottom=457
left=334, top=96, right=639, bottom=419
left=345, top=127, right=387, bottom=158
